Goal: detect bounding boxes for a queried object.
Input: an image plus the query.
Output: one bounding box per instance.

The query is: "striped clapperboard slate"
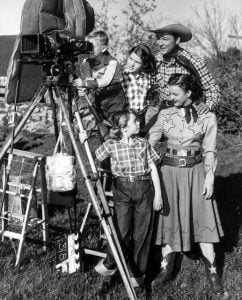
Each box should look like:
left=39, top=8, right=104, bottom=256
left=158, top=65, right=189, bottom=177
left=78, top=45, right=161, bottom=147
left=55, top=232, right=80, bottom=274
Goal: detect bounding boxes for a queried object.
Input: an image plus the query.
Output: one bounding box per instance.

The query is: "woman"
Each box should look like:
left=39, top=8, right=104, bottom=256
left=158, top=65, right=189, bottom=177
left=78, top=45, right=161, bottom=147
left=148, top=73, right=224, bottom=295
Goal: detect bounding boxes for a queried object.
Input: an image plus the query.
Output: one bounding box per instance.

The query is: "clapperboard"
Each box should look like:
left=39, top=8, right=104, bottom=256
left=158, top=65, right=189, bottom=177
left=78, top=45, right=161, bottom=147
left=55, top=232, right=80, bottom=274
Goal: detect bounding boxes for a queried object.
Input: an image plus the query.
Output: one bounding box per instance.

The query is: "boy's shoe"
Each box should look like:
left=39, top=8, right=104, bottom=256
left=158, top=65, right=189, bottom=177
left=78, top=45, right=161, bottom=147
left=95, top=258, right=117, bottom=276
left=130, top=274, right=145, bottom=288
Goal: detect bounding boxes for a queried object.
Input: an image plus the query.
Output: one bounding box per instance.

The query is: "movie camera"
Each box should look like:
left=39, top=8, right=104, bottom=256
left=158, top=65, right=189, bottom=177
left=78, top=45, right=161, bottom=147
left=20, top=33, right=93, bottom=77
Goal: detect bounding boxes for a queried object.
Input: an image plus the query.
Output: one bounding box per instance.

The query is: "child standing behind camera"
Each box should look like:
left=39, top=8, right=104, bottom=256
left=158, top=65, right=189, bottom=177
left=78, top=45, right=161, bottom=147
left=74, top=30, right=126, bottom=122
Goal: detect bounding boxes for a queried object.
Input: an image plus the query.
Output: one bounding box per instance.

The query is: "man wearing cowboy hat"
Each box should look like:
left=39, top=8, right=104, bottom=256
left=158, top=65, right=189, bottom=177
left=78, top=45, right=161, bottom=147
left=145, top=23, right=220, bottom=125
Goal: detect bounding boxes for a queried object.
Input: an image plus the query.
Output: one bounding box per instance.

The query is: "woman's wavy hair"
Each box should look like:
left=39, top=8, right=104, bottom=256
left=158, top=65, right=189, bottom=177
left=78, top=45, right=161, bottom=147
left=109, top=109, right=138, bottom=140
left=168, top=73, right=204, bottom=102
left=129, top=44, right=156, bottom=74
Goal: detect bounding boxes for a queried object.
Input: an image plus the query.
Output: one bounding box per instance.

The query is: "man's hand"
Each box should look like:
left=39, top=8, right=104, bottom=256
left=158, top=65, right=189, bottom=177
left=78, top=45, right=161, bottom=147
left=195, top=102, right=210, bottom=114
left=153, top=194, right=163, bottom=211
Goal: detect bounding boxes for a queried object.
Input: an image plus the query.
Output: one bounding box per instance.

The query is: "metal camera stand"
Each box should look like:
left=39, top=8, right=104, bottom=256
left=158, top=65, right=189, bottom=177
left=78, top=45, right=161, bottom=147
left=0, top=76, right=137, bottom=299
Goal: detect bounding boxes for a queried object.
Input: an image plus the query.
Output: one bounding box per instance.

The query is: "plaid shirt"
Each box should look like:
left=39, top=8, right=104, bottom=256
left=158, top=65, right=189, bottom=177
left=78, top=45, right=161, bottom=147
left=152, top=47, right=220, bottom=109
left=121, top=70, right=151, bottom=111
left=95, top=136, right=160, bottom=177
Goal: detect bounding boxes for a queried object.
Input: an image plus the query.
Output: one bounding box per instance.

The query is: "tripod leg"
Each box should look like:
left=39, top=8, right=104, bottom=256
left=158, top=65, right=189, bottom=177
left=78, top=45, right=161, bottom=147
left=0, top=85, right=48, bottom=161
left=48, top=88, right=59, bottom=142
left=54, top=87, right=137, bottom=300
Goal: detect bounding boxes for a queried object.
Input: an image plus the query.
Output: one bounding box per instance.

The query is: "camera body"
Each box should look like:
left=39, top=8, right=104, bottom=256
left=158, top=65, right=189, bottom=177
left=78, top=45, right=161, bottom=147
left=20, top=33, right=93, bottom=79
left=21, top=33, right=93, bottom=59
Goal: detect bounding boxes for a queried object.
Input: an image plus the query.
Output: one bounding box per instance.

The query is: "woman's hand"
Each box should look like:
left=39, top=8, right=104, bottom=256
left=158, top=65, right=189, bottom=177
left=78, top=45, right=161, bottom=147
left=153, top=194, right=163, bottom=211
left=202, top=170, right=214, bottom=199
left=79, top=130, right=88, bottom=144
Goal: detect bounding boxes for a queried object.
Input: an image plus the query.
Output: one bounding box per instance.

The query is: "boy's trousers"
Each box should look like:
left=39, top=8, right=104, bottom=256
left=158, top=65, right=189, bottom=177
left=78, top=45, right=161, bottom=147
left=101, top=177, right=154, bottom=278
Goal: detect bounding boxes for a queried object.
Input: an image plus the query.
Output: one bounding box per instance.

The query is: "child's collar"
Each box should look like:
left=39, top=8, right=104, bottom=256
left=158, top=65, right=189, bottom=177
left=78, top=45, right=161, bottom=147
left=124, top=69, right=147, bottom=78
left=121, top=135, right=138, bottom=145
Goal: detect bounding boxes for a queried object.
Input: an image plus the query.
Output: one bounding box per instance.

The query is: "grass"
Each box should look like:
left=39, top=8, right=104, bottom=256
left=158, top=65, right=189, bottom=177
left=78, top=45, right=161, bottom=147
left=0, top=133, right=242, bottom=300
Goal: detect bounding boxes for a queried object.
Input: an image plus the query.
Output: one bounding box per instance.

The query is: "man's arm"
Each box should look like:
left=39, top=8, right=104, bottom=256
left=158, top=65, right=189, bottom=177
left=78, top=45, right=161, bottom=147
left=187, top=53, right=220, bottom=110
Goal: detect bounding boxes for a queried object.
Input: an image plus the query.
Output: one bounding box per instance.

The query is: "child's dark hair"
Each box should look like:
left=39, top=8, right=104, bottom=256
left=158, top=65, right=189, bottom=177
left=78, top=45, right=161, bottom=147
left=168, top=73, right=204, bottom=102
left=88, top=30, right=109, bottom=46
left=129, top=44, right=156, bottom=74
left=109, top=109, right=138, bottom=140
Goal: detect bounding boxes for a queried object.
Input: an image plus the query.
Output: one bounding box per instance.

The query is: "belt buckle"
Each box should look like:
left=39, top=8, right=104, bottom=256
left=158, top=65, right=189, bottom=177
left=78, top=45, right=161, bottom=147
left=177, top=149, right=187, bottom=156
left=129, top=176, right=135, bottom=182
left=179, top=158, right=187, bottom=167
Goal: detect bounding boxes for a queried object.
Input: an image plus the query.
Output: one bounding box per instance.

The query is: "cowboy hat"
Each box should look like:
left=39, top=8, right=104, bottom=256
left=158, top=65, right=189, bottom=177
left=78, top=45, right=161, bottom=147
left=149, top=24, right=192, bottom=43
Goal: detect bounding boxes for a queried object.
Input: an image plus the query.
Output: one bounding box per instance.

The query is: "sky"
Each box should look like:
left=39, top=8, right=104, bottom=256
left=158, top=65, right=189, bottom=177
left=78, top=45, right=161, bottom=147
left=0, top=0, right=241, bottom=35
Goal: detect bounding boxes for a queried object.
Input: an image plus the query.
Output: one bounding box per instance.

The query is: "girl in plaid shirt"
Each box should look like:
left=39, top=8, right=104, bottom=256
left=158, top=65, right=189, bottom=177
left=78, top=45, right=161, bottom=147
left=121, top=45, right=156, bottom=134
left=79, top=109, right=162, bottom=288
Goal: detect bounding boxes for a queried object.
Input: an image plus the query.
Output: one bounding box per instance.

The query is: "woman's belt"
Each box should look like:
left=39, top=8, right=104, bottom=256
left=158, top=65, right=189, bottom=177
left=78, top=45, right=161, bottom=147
left=163, top=155, right=202, bottom=168
left=166, top=148, right=201, bottom=157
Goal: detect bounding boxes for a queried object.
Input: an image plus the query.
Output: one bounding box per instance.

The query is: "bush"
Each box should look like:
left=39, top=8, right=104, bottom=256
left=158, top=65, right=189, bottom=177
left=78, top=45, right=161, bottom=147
left=208, top=48, right=242, bottom=134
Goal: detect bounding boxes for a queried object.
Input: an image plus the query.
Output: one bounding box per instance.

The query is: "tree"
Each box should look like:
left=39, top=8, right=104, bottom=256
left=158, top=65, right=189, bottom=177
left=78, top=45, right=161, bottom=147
left=188, top=0, right=242, bottom=61
left=212, top=47, right=242, bottom=134
left=121, top=0, right=157, bottom=49
left=89, top=0, right=158, bottom=60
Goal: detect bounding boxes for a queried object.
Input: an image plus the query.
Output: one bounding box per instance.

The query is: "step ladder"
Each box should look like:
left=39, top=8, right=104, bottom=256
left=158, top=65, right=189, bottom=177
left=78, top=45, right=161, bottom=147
left=0, top=149, right=49, bottom=267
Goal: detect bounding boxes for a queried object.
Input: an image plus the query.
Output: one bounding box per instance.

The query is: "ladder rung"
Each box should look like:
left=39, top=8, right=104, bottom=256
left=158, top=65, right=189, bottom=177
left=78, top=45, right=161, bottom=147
left=3, top=212, right=25, bottom=222
left=7, top=149, right=44, bottom=159
left=3, top=231, right=22, bottom=240
left=28, top=218, right=45, bottom=227
left=84, top=248, right=106, bottom=258
left=0, top=189, right=28, bottom=198
left=105, top=191, right=113, bottom=197
left=8, top=184, right=41, bottom=193
left=100, top=233, right=107, bottom=240
left=8, top=181, right=31, bottom=190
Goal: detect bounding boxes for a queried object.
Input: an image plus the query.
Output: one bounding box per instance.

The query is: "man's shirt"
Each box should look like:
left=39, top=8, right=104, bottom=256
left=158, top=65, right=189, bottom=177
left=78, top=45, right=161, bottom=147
left=121, top=70, right=151, bottom=111
left=95, top=136, right=160, bottom=177
left=153, top=47, right=220, bottom=109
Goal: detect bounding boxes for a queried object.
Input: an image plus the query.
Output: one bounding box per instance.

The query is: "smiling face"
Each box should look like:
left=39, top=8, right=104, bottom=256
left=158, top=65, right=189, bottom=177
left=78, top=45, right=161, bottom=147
left=122, top=113, right=140, bottom=137
left=156, top=33, right=180, bottom=55
left=168, top=84, right=192, bottom=107
left=126, top=52, right=143, bottom=74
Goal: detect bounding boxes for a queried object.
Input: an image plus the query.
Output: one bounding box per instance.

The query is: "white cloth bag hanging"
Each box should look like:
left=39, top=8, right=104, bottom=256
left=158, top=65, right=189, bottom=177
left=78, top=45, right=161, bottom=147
left=45, top=130, right=76, bottom=192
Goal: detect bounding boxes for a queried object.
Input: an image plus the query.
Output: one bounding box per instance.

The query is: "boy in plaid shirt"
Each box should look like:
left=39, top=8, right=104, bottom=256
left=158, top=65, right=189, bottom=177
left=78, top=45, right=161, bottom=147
left=79, top=109, right=162, bottom=289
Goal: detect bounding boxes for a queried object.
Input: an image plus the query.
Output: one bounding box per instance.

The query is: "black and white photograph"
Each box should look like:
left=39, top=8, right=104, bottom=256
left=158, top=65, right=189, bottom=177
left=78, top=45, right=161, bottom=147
left=0, top=0, right=241, bottom=299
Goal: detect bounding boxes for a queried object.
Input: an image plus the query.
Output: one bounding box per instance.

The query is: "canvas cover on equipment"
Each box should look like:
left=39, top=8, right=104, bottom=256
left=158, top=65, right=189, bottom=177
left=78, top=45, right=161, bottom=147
left=5, top=0, right=95, bottom=104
